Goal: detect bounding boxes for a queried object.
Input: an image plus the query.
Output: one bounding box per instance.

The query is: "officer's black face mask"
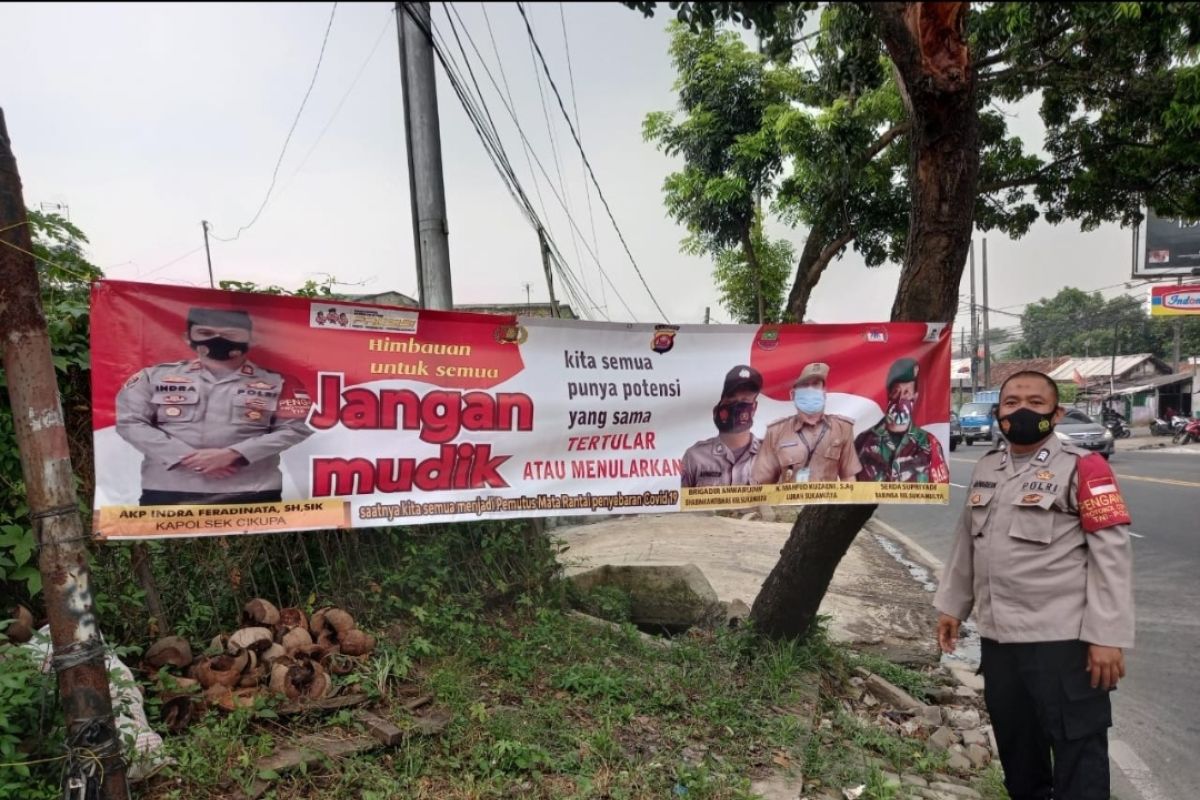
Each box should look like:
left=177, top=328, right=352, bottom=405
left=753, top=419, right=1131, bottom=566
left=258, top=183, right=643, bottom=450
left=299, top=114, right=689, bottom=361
left=190, top=335, right=248, bottom=361
left=714, top=401, right=755, bottom=434
left=998, top=407, right=1056, bottom=445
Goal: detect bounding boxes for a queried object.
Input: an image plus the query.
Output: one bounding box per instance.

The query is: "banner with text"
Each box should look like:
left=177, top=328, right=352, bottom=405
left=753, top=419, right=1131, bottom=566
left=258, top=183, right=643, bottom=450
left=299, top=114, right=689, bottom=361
left=91, top=281, right=952, bottom=540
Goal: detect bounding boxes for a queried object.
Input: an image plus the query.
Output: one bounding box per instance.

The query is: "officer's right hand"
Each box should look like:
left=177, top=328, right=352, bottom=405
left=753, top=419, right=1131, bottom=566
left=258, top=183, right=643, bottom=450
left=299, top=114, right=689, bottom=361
left=937, top=613, right=961, bottom=654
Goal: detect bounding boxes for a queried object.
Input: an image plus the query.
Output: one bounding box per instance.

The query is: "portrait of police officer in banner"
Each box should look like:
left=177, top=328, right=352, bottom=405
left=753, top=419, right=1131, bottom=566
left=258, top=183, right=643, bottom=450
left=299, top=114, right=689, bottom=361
left=115, top=308, right=315, bottom=506
left=680, top=365, right=763, bottom=487
left=855, top=357, right=949, bottom=483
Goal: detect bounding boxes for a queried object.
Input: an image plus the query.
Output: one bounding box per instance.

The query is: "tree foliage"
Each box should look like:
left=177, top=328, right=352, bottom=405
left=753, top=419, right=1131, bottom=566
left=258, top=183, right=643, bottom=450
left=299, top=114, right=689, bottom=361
left=707, top=211, right=796, bottom=323
left=1010, top=286, right=1200, bottom=360
left=632, top=2, right=1200, bottom=319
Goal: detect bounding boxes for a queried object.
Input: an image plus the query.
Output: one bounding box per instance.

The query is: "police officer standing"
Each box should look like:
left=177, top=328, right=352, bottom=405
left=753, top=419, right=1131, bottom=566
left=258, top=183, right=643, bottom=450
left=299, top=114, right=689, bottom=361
left=855, top=357, right=949, bottom=483
left=680, top=365, right=762, bottom=487
left=116, top=308, right=315, bottom=506
left=934, top=370, right=1134, bottom=800
left=751, top=362, right=861, bottom=484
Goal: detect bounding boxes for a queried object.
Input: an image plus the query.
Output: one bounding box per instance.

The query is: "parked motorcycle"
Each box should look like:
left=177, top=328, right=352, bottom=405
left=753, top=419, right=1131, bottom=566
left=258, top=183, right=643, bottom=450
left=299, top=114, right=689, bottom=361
left=1172, top=417, right=1200, bottom=446
left=1151, top=416, right=1189, bottom=436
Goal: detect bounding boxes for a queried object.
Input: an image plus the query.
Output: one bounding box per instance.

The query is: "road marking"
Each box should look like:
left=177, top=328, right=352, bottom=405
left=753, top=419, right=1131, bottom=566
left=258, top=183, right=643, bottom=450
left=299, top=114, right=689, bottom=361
left=949, top=458, right=979, bottom=465
left=950, top=482, right=967, bottom=489
left=1110, top=739, right=1173, bottom=800
left=1115, top=473, right=1200, bottom=488
left=1129, top=531, right=1146, bottom=539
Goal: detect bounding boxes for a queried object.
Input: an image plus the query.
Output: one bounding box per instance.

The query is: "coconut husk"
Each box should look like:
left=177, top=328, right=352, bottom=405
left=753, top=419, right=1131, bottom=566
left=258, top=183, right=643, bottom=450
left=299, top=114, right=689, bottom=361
left=238, top=662, right=266, bottom=689
left=277, top=607, right=308, bottom=634
left=242, top=598, right=280, bottom=628
left=161, top=695, right=197, bottom=733
left=209, top=633, right=228, bottom=654
left=4, top=606, right=34, bottom=644
left=324, top=609, right=355, bottom=636
left=316, top=630, right=340, bottom=652
left=206, top=686, right=258, bottom=713
left=261, top=643, right=286, bottom=664
left=309, top=608, right=332, bottom=638
left=227, top=627, right=274, bottom=655
left=144, top=636, right=194, bottom=671
left=268, top=660, right=329, bottom=701
left=339, top=629, right=375, bottom=657
left=321, top=650, right=356, bottom=676
left=192, top=651, right=250, bottom=690
left=281, top=627, right=313, bottom=654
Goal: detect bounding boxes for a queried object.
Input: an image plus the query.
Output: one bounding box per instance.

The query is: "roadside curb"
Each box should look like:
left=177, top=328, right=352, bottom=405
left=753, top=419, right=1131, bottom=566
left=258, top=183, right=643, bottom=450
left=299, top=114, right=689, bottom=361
left=865, top=517, right=945, bottom=572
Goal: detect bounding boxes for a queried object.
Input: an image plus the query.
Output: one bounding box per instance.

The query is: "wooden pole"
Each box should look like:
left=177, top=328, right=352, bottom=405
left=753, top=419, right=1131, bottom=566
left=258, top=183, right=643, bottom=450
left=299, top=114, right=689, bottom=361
left=0, top=108, right=129, bottom=799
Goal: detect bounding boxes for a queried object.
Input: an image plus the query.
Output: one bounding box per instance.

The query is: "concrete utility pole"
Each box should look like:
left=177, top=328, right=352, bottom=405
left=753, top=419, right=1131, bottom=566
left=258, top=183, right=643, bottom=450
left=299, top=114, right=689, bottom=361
left=981, top=237, right=991, bottom=389
left=704, top=306, right=711, bottom=325
left=201, top=220, right=214, bottom=288
left=0, top=109, right=129, bottom=799
left=397, top=1, right=452, bottom=311
left=537, top=227, right=561, bottom=318
left=969, top=239, right=978, bottom=396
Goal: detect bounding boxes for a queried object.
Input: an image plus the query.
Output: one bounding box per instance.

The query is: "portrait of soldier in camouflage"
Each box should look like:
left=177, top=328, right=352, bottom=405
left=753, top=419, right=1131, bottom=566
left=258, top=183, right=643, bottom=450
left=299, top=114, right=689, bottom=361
left=854, top=357, right=949, bottom=484
left=115, top=308, right=315, bottom=506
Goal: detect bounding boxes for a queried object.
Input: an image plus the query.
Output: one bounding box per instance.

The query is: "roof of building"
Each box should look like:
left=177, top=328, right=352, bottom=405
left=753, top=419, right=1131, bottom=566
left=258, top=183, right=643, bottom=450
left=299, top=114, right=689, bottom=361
left=988, top=357, right=1071, bottom=388
left=1047, top=354, right=1171, bottom=381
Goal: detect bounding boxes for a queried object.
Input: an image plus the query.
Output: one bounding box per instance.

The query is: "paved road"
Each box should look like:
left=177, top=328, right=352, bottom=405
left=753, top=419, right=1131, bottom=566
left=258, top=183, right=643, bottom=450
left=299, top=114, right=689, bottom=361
left=877, top=444, right=1200, bottom=800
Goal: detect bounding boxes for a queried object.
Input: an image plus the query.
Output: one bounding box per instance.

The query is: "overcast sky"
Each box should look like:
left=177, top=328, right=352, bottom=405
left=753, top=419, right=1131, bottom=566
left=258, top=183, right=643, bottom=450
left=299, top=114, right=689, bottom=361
left=2, top=2, right=1146, bottom=331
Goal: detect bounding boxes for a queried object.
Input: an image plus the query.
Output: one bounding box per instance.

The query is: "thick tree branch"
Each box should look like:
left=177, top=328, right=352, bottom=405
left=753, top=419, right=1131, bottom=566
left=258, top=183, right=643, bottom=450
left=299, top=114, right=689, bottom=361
left=974, top=21, right=1073, bottom=71
left=786, top=225, right=856, bottom=323
left=863, top=122, right=910, bottom=163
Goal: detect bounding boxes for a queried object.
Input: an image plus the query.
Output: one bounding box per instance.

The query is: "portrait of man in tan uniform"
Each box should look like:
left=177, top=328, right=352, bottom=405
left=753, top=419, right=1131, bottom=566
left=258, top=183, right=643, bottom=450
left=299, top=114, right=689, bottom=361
left=934, top=370, right=1134, bottom=800
left=115, top=308, right=314, bottom=506
left=750, top=362, right=861, bottom=484
left=680, top=365, right=762, bottom=488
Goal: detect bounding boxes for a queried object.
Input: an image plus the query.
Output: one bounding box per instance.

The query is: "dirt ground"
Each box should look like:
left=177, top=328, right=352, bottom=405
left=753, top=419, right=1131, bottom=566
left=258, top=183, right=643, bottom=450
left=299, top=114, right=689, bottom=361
left=553, top=512, right=940, bottom=665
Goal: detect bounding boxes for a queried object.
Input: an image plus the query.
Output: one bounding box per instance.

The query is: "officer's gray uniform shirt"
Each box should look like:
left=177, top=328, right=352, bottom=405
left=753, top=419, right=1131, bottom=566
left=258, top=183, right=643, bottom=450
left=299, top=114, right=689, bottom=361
left=933, top=435, right=1135, bottom=648
left=116, top=359, right=314, bottom=494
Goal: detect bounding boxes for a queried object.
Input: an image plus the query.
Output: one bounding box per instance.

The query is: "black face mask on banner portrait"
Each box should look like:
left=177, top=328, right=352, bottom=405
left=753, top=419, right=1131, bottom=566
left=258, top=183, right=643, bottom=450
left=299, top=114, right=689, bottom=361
left=713, top=401, right=755, bottom=434
left=190, top=335, right=248, bottom=361
left=998, top=407, right=1056, bottom=445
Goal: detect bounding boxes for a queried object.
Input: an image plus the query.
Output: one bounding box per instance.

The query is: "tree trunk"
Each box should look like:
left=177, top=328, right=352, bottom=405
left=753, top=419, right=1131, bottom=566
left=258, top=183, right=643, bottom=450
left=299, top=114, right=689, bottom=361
left=787, top=223, right=857, bottom=322
left=751, top=1, right=978, bottom=641
left=741, top=226, right=765, bottom=323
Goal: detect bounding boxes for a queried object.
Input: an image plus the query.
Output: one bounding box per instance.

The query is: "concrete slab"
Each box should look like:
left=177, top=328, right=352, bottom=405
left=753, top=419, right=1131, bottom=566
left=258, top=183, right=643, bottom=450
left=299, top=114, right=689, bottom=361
left=555, top=513, right=939, bottom=664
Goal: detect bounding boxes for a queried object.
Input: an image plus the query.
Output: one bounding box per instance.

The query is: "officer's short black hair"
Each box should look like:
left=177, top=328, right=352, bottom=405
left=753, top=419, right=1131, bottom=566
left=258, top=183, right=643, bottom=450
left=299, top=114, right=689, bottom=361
left=999, top=370, right=1060, bottom=406
left=187, top=308, right=252, bottom=332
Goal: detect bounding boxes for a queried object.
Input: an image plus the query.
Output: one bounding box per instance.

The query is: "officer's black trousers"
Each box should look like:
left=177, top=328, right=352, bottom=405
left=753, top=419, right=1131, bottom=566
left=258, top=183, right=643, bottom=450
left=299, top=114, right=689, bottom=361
left=980, top=639, right=1112, bottom=800
left=139, top=489, right=283, bottom=506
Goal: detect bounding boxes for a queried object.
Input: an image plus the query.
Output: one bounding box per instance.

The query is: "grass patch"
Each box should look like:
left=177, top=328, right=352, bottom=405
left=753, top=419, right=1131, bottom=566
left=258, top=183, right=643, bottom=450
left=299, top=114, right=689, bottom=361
left=847, top=651, right=938, bottom=701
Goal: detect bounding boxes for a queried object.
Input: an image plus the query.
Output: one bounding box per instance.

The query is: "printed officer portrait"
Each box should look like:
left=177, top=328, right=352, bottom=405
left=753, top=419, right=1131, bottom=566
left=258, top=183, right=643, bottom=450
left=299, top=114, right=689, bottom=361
left=680, top=365, right=763, bottom=488
left=114, top=307, right=315, bottom=507
left=750, top=361, right=862, bottom=485
left=854, top=357, right=949, bottom=483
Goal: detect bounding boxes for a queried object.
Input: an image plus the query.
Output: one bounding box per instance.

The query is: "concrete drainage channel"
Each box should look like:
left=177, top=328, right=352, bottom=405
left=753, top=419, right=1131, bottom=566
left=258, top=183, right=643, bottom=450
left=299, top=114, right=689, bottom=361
left=870, top=531, right=982, bottom=669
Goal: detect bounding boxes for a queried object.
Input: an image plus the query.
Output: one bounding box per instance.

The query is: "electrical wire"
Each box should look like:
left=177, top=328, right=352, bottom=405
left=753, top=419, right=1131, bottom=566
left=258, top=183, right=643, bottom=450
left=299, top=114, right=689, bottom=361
left=429, top=4, right=623, bottom=319
left=282, top=9, right=392, bottom=191
left=515, top=1, right=669, bottom=322
left=558, top=1, right=605, bottom=314
left=439, top=4, right=634, bottom=319
left=209, top=2, right=338, bottom=242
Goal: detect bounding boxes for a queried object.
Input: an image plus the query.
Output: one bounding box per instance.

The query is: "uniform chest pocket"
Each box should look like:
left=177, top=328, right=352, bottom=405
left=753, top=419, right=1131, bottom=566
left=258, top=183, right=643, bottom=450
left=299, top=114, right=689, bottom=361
left=1008, top=493, right=1056, bottom=545
left=821, top=438, right=844, bottom=460
left=152, top=393, right=199, bottom=424
left=968, top=490, right=994, bottom=536
left=231, top=395, right=278, bottom=426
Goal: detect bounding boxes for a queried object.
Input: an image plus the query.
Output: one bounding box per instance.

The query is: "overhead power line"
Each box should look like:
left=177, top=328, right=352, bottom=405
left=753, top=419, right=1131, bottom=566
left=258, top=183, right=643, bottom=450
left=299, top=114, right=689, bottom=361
left=515, top=1, right=669, bottom=322
left=431, top=3, right=639, bottom=320
left=210, top=3, right=338, bottom=242
left=413, top=4, right=614, bottom=319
